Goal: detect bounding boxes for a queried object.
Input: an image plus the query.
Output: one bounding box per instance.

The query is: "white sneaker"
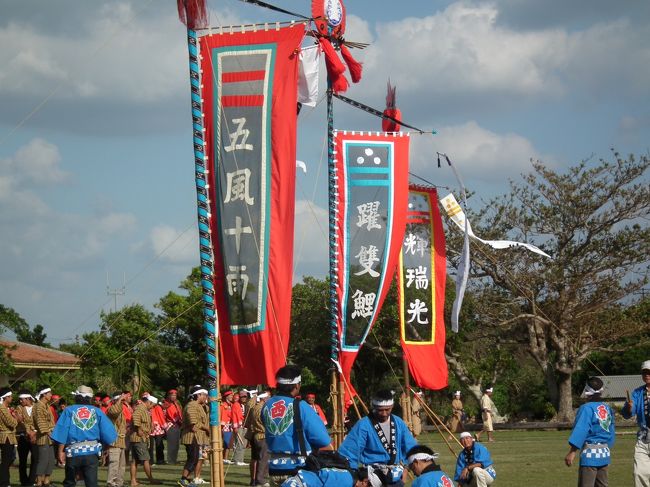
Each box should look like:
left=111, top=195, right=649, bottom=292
left=235, top=462, right=249, bottom=466
left=222, top=459, right=233, bottom=464
left=193, top=478, right=207, bottom=484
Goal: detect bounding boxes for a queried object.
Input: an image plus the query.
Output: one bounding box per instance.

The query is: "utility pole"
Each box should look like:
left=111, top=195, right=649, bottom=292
left=106, top=272, right=126, bottom=312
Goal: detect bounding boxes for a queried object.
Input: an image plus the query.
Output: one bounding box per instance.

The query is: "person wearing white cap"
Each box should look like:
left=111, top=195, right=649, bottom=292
left=454, top=432, right=496, bottom=486
left=129, top=395, right=160, bottom=486
left=475, top=387, right=496, bottom=443
left=0, top=387, right=20, bottom=487
left=178, top=386, right=209, bottom=487
left=448, top=391, right=465, bottom=439
left=338, top=390, right=417, bottom=486
left=50, top=385, right=117, bottom=487
left=622, top=360, right=650, bottom=486
left=405, top=445, right=454, bottom=487
left=263, top=365, right=331, bottom=485
left=105, top=392, right=129, bottom=487
left=33, top=384, right=56, bottom=487
left=564, top=377, right=615, bottom=487
left=15, top=390, right=37, bottom=487
left=244, top=388, right=272, bottom=487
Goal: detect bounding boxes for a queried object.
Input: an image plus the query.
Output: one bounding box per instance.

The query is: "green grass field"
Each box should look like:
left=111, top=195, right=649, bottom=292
left=33, top=427, right=637, bottom=486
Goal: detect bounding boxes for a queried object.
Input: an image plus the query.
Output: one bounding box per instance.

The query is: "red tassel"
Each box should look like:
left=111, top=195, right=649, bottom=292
left=382, top=108, right=402, bottom=132
left=318, top=38, right=346, bottom=76
left=340, top=44, right=362, bottom=83
left=177, top=0, right=209, bottom=30
left=332, top=74, right=349, bottom=94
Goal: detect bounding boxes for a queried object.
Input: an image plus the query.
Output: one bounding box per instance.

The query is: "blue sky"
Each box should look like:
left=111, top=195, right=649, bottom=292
left=0, top=0, right=648, bottom=346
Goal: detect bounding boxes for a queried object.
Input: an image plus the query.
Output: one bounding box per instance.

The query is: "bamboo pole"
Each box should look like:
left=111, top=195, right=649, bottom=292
left=410, top=388, right=463, bottom=451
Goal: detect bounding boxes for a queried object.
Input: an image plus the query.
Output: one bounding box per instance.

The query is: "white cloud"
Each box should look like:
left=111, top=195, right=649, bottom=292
left=410, top=121, right=549, bottom=182
left=1, top=138, right=69, bottom=184
left=149, top=224, right=198, bottom=265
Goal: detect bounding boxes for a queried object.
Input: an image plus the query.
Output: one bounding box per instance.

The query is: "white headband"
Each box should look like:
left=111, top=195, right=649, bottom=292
left=454, top=391, right=461, bottom=396
left=277, top=375, right=301, bottom=385
left=38, top=388, right=51, bottom=398
left=148, top=396, right=158, bottom=404
left=367, top=467, right=383, bottom=487
left=0, top=391, right=12, bottom=399
left=459, top=432, right=473, bottom=440
left=19, top=394, right=34, bottom=400
left=583, top=385, right=604, bottom=397
left=372, top=399, right=394, bottom=408
left=485, top=388, right=493, bottom=393
left=73, top=390, right=93, bottom=398
left=407, top=452, right=439, bottom=465
left=112, top=394, right=121, bottom=401
left=193, top=389, right=208, bottom=396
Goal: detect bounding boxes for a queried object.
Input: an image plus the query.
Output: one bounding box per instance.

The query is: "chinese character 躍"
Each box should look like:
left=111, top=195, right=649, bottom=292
left=356, top=201, right=382, bottom=231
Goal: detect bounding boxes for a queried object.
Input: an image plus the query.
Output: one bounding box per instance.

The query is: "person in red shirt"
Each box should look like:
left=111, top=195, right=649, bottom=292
left=306, top=393, right=328, bottom=426
left=230, top=393, right=248, bottom=466
left=121, top=391, right=133, bottom=463
left=219, top=391, right=234, bottom=464
left=148, top=396, right=167, bottom=465
left=161, top=389, right=182, bottom=465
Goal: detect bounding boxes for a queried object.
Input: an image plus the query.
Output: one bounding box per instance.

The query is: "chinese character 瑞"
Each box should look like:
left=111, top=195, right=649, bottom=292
left=405, top=266, right=429, bottom=289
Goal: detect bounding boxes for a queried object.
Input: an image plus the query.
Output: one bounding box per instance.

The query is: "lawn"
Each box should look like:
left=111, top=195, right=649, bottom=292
left=31, top=427, right=637, bottom=486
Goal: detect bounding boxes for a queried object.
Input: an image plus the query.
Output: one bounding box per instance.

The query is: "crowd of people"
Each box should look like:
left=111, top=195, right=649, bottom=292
left=0, top=359, right=649, bottom=487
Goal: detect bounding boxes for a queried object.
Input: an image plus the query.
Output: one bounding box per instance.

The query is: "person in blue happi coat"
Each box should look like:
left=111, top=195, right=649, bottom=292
left=338, top=390, right=417, bottom=486
left=565, top=376, right=616, bottom=487
left=51, top=385, right=117, bottom=487
left=622, top=360, right=650, bottom=486
left=405, top=444, right=455, bottom=487
left=263, top=365, right=332, bottom=485
left=454, top=432, right=496, bottom=486
left=281, top=465, right=388, bottom=487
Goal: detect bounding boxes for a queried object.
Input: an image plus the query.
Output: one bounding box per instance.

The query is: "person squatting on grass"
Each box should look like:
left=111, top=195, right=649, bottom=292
left=565, top=376, right=615, bottom=487
left=454, top=432, right=496, bottom=487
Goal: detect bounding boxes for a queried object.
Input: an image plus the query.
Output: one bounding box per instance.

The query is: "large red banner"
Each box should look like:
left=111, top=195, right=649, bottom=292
left=332, top=131, right=410, bottom=389
left=199, top=24, right=305, bottom=386
left=398, top=186, right=448, bottom=390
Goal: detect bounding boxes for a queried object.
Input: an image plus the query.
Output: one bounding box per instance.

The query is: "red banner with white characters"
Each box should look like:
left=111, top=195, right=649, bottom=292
left=398, top=186, right=448, bottom=390
left=333, top=131, right=410, bottom=389
left=199, top=24, right=305, bottom=386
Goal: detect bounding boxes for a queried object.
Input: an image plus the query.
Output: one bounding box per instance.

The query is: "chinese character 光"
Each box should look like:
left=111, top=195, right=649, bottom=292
left=405, top=266, right=429, bottom=289
left=407, top=299, right=429, bottom=325
left=354, top=245, right=380, bottom=278
left=224, top=168, right=255, bottom=205
left=356, top=201, right=382, bottom=231
left=224, top=117, right=254, bottom=152
left=351, top=289, right=376, bottom=319
left=226, top=265, right=249, bottom=298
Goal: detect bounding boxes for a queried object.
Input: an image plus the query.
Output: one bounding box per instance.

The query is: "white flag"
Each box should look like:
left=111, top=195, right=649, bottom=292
left=298, top=45, right=320, bottom=107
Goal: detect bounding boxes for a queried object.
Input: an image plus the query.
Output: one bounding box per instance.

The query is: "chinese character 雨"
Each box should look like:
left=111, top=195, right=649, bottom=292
left=407, top=299, right=429, bottom=325
left=224, top=168, right=255, bottom=205
left=351, top=289, right=376, bottom=319
left=226, top=265, right=249, bottom=298
left=405, top=266, right=429, bottom=289
left=225, top=118, right=254, bottom=153
left=354, top=245, right=380, bottom=278
left=356, top=201, right=382, bottom=231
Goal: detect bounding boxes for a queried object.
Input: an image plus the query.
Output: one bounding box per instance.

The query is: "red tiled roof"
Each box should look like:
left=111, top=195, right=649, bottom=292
left=0, top=339, right=79, bottom=366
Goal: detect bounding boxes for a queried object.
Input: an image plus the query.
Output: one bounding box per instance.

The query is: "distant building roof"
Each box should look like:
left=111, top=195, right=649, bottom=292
left=597, top=375, right=641, bottom=399
left=0, top=339, right=79, bottom=368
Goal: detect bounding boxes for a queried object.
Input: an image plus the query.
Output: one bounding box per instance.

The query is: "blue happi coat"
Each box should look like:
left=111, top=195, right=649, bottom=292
left=622, top=385, right=647, bottom=429
left=51, top=404, right=117, bottom=457
left=263, top=396, right=331, bottom=474
left=338, top=415, right=417, bottom=469
left=281, top=468, right=353, bottom=487
left=454, top=442, right=495, bottom=483
left=568, top=401, right=615, bottom=467
left=412, top=466, right=455, bottom=487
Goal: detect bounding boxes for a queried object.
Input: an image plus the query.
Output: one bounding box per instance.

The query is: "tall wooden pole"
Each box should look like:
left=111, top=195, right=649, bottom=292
left=183, top=24, right=224, bottom=487
left=401, top=355, right=413, bottom=432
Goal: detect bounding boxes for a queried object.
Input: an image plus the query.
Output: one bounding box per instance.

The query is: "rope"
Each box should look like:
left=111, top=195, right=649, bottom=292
left=236, top=0, right=312, bottom=20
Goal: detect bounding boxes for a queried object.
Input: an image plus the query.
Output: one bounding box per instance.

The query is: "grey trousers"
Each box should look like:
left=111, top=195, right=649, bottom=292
left=106, top=447, right=126, bottom=487
left=578, top=465, right=608, bottom=487
left=231, top=429, right=248, bottom=463
left=166, top=426, right=181, bottom=464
